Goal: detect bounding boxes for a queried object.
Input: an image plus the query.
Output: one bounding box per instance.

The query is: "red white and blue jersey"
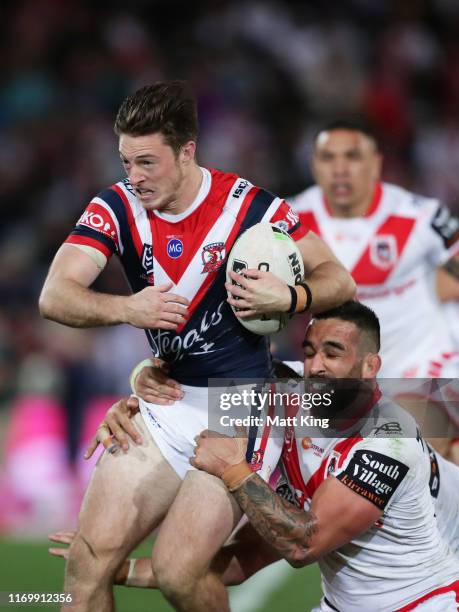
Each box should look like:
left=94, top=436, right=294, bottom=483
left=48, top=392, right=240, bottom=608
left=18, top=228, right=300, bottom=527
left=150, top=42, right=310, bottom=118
left=65, top=168, right=306, bottom=385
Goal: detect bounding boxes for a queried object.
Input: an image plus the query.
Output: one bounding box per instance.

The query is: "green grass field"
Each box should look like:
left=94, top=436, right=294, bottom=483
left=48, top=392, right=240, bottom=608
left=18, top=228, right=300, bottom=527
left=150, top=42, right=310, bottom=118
left=0, top=538, right=323, bottom=611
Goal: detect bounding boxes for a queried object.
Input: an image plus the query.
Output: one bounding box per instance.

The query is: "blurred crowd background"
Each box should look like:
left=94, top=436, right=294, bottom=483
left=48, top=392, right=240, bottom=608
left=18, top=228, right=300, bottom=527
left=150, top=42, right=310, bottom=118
left=1, top=0, right=459, bottom=535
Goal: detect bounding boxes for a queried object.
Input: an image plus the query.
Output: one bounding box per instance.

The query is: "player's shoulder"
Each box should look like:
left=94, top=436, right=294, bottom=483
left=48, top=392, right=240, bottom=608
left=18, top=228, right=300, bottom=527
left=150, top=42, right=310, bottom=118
left=288, top=185, right=321, bottom=211
left=382, top=182, right=440, bottom=218
left=357, top=395, right=425, bottom=467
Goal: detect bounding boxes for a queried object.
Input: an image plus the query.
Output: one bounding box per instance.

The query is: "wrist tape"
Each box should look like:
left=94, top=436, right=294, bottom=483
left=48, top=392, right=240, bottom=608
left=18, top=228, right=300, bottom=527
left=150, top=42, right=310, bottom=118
left=287, top=282, right=313, bottom=314
left=129, top=358, right=156, bottom=394
left=221, top=460, right=255, bottom=492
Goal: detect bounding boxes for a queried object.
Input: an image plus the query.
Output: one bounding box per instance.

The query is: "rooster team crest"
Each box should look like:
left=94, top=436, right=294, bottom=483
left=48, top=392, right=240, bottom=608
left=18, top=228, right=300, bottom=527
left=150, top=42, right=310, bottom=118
left=201, top=242, right=226, bottom=273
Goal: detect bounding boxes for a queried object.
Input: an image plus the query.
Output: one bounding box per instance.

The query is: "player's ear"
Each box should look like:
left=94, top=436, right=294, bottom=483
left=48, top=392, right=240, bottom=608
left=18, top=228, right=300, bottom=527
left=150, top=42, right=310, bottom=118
left=362, top=353, right=381, bottom=378
left=180, top=140, right=196, bottom=165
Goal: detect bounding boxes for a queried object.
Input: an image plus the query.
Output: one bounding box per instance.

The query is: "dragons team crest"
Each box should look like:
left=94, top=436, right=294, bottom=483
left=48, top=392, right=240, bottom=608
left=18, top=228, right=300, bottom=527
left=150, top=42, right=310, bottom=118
left=201, top=242, right=226, bottom=273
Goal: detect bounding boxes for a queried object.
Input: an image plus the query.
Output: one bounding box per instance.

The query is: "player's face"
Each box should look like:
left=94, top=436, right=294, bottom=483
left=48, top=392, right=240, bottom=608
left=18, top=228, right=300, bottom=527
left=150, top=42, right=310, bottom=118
left=119, top=133, right=195, bottom=212
left=303, top=318, right=368, bottom=379
left=312, top=129, right=382, bottom=217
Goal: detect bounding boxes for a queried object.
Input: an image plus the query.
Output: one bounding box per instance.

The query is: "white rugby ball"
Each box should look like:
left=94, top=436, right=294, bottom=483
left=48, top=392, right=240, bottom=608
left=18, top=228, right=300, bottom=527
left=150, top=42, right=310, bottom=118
left=226, top=222, right=305, bottom=335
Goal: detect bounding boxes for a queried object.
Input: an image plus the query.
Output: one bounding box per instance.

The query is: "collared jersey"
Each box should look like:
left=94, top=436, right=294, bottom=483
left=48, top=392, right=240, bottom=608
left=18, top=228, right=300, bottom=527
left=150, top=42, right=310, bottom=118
left=65, top=168, right=306, bottom=384
left=279, top=395, right=459, bottom=611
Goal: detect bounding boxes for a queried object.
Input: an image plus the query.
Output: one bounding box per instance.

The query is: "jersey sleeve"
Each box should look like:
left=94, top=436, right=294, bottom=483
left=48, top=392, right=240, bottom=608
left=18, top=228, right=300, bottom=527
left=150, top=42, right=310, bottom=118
left=266, top=200, right=307, bottom=242
left=333, top=437, right=412, bottom=512
left=64, top=195, right=122, bottom=260
left=426, top=200, right=459, bottom=265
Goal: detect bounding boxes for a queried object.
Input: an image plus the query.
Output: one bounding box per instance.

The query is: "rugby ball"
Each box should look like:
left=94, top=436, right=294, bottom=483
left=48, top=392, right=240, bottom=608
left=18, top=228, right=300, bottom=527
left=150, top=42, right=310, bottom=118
left=226, top=223, right=304, bottom=335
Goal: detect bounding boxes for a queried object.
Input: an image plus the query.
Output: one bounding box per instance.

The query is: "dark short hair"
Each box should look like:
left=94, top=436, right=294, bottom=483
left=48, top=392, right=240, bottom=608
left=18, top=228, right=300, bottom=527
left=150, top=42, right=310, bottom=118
left=114, top=80, right=198, bottom=154
left=313, top=118, right=379, bottom=151
left=312, top=300, right=381, bottom=352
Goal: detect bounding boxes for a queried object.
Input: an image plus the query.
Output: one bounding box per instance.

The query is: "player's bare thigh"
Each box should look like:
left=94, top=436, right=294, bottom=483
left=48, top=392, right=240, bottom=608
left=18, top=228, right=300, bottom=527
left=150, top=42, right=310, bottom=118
left=153, top=469, right=243, bottom=575
left=77, top=412, right=181, bottom=558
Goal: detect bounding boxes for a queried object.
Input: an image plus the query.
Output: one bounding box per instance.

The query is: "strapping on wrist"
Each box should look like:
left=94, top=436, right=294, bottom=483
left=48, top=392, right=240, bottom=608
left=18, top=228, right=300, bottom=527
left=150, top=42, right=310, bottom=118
left=286, top=282, right=313, bottom=314
left=129, top=358, right=156, bottom=394
left=221, top=460, right=255, bottom=492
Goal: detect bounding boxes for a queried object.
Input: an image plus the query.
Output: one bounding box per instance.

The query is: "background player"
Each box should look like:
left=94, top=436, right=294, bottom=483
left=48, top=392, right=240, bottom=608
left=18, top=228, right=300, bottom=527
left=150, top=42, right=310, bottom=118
left=39, top=81, right=354, bottom=611
left=290, top=119, right=459, bottom=380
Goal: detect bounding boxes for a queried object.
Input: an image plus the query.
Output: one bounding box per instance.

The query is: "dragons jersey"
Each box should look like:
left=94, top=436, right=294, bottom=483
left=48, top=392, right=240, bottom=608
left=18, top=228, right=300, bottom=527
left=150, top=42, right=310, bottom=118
left=290, top=183, right=459, bottom=378
left=279, top=393, right=459, bottom=611
left=429, top=446, right=459, bottom=558
left=65, top=167, right=306, bottom=385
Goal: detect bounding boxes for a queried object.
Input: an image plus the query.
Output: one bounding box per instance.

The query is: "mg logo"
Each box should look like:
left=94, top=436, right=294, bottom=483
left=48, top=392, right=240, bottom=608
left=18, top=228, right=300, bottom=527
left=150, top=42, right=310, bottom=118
left=167, top=238, right=184, bottom=259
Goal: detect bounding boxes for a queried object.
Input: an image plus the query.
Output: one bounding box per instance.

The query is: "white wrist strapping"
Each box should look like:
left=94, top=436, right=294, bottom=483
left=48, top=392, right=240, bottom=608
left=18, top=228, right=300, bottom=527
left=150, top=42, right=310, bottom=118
left=129, top=358, right=156, bottom=394
left=125, top=558, right=137, bottom=587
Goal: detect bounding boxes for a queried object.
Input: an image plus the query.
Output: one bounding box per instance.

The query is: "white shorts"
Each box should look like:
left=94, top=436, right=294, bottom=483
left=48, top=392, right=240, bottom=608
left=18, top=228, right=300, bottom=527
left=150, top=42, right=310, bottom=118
left=138, top=384, right=283, bottom=481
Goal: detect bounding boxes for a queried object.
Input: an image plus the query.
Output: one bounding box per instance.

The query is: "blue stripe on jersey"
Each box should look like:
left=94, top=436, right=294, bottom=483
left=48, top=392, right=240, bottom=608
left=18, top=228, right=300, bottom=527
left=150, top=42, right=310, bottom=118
left=98, top=187, right=148, bottom=294
left=238, top=189, right=276, bottom=235
left=70, top=227, right=116, bottom=253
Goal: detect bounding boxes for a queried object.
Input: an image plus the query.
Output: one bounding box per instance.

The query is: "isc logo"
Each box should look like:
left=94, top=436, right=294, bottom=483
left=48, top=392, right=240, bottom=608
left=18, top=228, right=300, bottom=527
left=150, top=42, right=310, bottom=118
left=233, top=180, right=249, bottom=199
left=167, top=238, right=184, bottom=258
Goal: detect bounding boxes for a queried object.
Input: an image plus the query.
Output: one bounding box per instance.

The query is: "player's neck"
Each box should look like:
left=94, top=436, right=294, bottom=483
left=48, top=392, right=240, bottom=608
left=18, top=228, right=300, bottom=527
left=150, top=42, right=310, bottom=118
left=170, top=163, right=204, bottom=215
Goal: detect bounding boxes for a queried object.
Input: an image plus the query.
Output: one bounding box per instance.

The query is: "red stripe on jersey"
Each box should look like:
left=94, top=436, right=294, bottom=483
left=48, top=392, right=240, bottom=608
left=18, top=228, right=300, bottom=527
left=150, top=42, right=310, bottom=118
left=395, top=579, right=459, bottom=611
left=256, top=384, right=277, bottom=457
left=282, top=435, right=364, bottom=505
left=298, top=211, right=322, bottom=238
left=304, top=436, right=364, bottom=500
left=112, top=184, right=143, bottom=258
left=324, top=183, right=383, bottom=218
left=352, top=216, right=416, bottom=285
left=282, top=431, right=309, bottom=507
left=149, top=204, right=224, bottom=286
left=270, top=201, right=308, bottom=241
left=65, top=235, right=112, bottom=259
left=174, top=184, right=258, bottom=334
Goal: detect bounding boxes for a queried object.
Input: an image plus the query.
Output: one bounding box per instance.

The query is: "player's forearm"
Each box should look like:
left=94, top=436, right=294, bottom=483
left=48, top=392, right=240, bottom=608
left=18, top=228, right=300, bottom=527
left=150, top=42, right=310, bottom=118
left=232, top=474, right=318, bottom=568
left=39, top=278, right=128, bottom=327
left=306, top=261, right=356, bottom=314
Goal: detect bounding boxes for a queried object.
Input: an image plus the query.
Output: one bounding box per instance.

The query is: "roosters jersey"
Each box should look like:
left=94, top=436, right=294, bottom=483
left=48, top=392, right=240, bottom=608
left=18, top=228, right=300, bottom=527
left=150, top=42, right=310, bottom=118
left=290, top=183, right=459, bottom=378
left=279, top=394, right=459, bottom=611
left=65, top=168, right=306, bottom=384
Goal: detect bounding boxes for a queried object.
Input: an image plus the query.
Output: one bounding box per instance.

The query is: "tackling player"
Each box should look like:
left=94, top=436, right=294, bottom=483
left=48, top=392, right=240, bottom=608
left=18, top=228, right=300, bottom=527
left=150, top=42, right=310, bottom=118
left=39, top=81, right=354, bottom=611
left=50, top=302, right=459, bottom=610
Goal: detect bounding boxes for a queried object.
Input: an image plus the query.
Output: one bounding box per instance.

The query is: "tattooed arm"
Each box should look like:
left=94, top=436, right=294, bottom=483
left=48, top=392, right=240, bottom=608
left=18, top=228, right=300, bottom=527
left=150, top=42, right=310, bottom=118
left=232, top=474, right=318, bottom=567
left=231, top=473, right=381, bottom=567
left=191, top=431, right=382, bottom=568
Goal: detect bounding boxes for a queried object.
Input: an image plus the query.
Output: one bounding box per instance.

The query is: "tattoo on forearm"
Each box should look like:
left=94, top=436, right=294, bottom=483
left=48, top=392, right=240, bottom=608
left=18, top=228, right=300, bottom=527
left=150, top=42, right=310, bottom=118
left=443, top=257, right=459, bottom=281
left=233, top=475, right=317, bottom=563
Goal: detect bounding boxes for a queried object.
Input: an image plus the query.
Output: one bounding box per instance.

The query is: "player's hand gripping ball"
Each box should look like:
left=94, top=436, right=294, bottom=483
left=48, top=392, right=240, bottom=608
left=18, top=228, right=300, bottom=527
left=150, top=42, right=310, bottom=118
left=226, top=222, right=304, bottom=335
